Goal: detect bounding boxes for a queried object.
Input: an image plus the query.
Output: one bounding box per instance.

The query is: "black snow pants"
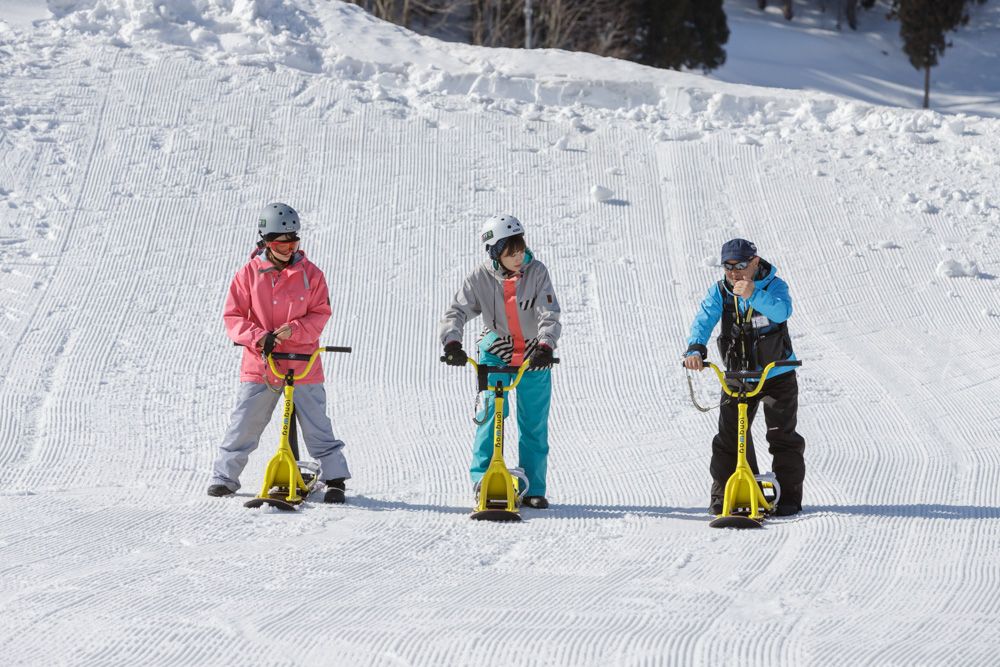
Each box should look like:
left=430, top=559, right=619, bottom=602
left=709, top=370, right=806, bottom=510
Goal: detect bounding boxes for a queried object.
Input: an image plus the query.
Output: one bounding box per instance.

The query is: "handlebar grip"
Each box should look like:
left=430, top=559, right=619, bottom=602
left=724, top=360, right=801, bottom=379
left=483, top=360, right=561, bottom=374
left=234, top=343, right=352, bottom=354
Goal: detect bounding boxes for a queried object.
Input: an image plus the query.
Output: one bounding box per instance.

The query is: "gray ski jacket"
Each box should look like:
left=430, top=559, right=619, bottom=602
left=439, top=252, right=562, bottom=355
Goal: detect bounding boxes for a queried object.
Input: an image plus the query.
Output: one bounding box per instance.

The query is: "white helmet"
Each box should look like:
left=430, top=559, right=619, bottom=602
left=480, top=214, right=524, bottom=248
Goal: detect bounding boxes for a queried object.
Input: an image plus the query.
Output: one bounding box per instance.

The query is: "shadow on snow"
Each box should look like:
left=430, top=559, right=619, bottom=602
left=808, top=504, right=1000, bottom=519
left=350, top=496, right=709, bottom=521
left=236, top=494, right=1000, bottom=522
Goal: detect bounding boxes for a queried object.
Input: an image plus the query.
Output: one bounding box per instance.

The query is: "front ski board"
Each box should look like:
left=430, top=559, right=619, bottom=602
left=710, top=514, right=764, bottom=529
left=244, top=496, right=303, bottom=511
left=471, top=509, right=521, bottom=522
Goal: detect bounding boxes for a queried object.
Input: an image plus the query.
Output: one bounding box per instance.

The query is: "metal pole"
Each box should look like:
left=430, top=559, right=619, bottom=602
left=524, top=0, right=533, bottom=49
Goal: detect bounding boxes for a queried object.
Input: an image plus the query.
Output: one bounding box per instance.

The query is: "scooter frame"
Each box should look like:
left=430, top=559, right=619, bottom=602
left=245, top=345, right=351, bottom=510
left=445, top=356, right=559, bottom=522
left=689, top=359, right=801, bottom=528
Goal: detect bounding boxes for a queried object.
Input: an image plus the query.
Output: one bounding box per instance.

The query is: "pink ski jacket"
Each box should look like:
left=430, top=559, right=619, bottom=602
left=224, top=248, right=332, bottom=385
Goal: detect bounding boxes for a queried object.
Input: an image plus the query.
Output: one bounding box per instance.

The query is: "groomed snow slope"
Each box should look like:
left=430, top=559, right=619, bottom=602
left=1, top=2, right=1000, bottom=665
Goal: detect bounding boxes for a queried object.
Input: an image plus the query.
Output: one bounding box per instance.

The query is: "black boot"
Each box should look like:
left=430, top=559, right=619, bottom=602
left=774, top=483, right=802, bottom=516
left=709, top=479, right=724, bottom=515
left=323, top=478, right=346, bottom=504
left=207, top=484, right=234, bottom=497
left=523, top=496, right=549, bottom=509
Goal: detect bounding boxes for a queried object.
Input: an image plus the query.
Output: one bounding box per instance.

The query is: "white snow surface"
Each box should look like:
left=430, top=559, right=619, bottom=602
left=2, top=1, right=1000, bottom=665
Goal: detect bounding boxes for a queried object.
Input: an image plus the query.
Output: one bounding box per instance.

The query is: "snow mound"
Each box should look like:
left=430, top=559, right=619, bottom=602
left=590, top=185, right=615, bottom=203
left=48, top=0, right=326, bottom=72
left=936, top=258, right=981, bottom=278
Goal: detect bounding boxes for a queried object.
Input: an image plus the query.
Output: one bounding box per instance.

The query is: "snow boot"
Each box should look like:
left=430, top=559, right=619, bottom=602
left=207, top=484, right=234, bottom=497
left=773, top=483, right=801, bottom=516
left=323, top=478, right=346, bottom=504
left=523, top=496, right=549, bottom=509
left=710, top=479, right=725, bottom=515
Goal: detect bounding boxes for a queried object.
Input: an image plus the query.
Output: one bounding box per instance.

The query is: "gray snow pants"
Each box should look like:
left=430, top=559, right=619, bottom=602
left=210, top=382, right=351, bottom=492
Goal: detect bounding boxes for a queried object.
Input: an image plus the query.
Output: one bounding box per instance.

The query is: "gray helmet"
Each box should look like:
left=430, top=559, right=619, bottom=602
left=258, top=202, right=301, bottom=237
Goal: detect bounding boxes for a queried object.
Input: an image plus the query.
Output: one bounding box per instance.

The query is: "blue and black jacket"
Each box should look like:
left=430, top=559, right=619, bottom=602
left=685, top=259, right=797, bottom=379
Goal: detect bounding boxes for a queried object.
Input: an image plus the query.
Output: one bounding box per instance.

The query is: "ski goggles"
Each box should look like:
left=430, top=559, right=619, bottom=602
left=266, top=235, right=299, bottom=251
left=722, top=259, right=752, bottom=271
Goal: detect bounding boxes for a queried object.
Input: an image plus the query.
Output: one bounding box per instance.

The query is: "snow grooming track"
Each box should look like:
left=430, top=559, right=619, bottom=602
left=1, top=1, right=1000, bottom=665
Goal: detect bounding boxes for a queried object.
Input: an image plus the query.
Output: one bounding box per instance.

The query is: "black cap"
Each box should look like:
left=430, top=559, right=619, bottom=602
left=721, top=238, right=757, bottom=262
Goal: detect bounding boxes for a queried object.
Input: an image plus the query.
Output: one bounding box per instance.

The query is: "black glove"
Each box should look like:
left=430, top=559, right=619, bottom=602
left=442, top=341, right=467, bottom=367
left=261, top=332, right=278, bottom=359
left=529, top=343, right=554, bottom=369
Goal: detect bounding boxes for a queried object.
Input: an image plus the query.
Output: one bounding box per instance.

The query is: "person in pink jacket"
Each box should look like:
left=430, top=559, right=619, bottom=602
left=207, top=203, right=351, bottom=503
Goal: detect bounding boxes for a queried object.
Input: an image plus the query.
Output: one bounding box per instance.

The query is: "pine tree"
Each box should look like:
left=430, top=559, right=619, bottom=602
left=890, top=0, right=987, bottom=108
left=845, top=0, right=878, bottom=31
left=637, top=0, right=729, bottom=72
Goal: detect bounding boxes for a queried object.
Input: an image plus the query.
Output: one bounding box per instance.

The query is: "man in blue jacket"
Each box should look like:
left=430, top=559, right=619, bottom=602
left=683, top=239, right=805, bottom=516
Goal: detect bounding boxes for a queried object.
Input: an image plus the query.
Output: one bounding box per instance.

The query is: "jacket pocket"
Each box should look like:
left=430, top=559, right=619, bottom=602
left=755, top=326, right=791, bottom=366
left=479, top=330, right=500, bottom=354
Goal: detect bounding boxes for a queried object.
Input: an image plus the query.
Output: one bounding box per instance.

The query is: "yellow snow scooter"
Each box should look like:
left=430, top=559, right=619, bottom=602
left=244, top=344, right=351, bottom=511
left=444, top=356, right=558, bottom=522
left=687, top=359, right=801, bottom=529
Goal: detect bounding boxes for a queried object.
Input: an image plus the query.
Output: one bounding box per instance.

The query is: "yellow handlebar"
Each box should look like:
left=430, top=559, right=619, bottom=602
left=467, top=358, right=532, bottom=393
left=703, top=361, right=789, bottom=398
left=264, top=346, right=356, bottom=381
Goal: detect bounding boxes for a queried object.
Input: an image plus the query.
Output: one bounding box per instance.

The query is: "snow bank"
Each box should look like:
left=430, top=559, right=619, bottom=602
left=29, top=0, right=1000, bottom=135
left=47, top=0, right=327, bottom=72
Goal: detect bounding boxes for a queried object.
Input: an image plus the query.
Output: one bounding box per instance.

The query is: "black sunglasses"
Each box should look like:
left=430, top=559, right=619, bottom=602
left=722, top=259, right=752, bottom=271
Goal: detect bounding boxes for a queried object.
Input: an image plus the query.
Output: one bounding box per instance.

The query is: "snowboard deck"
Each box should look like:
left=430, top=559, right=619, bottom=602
left=244, top=483, right=316, bottom=511
left=470, top=508, right=522, bottom=522
left=708, top=508, right=770, bottom=529
left=244, top=496, right=302, bottom=511
left=710, top=512, right=766, bottom=529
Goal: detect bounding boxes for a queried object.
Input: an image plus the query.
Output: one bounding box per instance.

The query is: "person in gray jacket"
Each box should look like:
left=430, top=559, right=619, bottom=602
left=440, top=214, right=562, bottom=508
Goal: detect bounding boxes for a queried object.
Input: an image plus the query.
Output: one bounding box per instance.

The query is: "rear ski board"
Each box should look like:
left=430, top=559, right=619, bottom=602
left=710, top=514, right=764, bottom=529
left=245, top=496, right=304, bottom=511
left=471, top=509, right=521, bottom=522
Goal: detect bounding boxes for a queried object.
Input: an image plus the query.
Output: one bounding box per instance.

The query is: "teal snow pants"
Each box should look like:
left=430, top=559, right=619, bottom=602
left=470, top=345, right=552, bottom=498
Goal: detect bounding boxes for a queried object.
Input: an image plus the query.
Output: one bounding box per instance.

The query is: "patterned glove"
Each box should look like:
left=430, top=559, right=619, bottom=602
left=442, top=341, right=468, bottom=367
left=529, top=343, right=554, bottom=369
